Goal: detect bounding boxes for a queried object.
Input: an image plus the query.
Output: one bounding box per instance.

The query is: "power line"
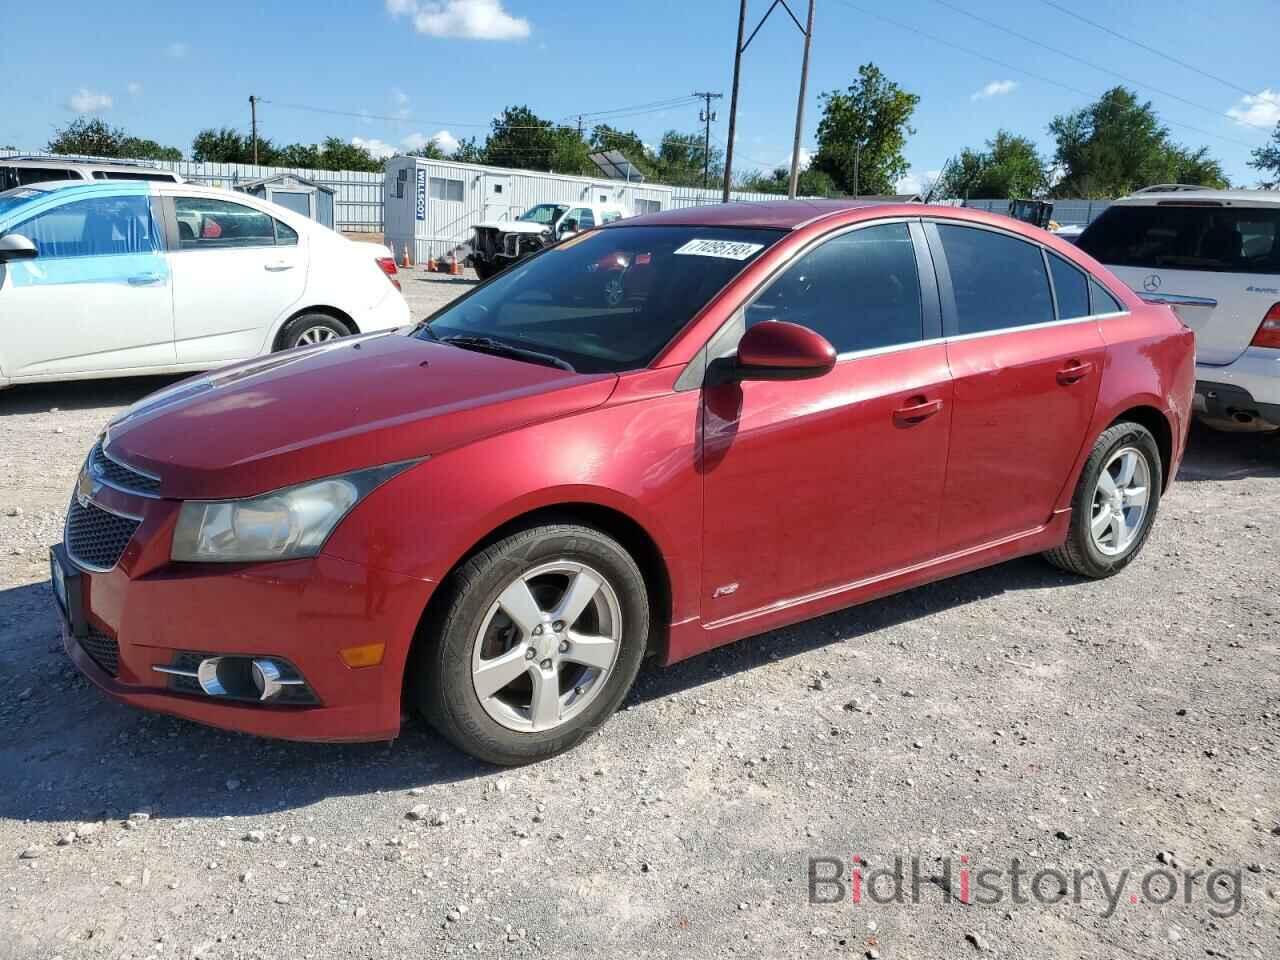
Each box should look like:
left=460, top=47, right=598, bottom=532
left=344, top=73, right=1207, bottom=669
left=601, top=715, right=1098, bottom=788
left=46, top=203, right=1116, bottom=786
left=1034, top=0, right=1257, bottom=98
left=830, top=0, right=1258, bottom=151
left=929, top=0, right=1272, bottom=134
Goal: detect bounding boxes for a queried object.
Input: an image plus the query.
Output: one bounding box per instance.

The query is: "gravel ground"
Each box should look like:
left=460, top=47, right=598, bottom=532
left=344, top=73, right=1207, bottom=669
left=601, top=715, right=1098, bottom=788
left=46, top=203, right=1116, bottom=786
left=1, top=271, right=1277, bottom=959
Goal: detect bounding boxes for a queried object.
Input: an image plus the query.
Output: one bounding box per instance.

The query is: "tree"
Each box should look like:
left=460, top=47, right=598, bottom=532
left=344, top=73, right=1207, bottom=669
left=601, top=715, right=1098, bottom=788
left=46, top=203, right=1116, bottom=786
left=48, top=118, right=182, bottom=161
left=406, top=140, right=448, bottom=160
left=936, top=130, right=1049, bottom=199
left=1049, top=87, right=1228, bottom=197
left=191, top=127, right=273, bottom=164
left=452, top=136, right=485, bottom=164
left=738, top=165, right=838, bottom=197
left=482, top=106, right=590, bottom=174
left=811, top=64, right=919, bottom=196
left=1248, top=122, right=1280, bottom=189
left=652, top=131, right=723, bottom=187
left=313, top=137, right=382, bottom=172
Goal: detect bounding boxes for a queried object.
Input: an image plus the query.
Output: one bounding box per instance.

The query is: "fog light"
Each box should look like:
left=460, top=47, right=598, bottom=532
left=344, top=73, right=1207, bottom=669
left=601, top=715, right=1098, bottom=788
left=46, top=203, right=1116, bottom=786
left=251, top=659, right=285, bottom=701
left=339, top=642, right=385, bottom=668
left=196, top=657, right=229, bottom=696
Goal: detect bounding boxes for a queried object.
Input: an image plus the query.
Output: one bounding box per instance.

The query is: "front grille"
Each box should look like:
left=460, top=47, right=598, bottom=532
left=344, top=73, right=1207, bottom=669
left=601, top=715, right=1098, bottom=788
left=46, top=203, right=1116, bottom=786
left=91, top=443, right=161, bottom=496
left=80, top=625, right=120, bottom=677
left=66, top=498, right=140, bottom=570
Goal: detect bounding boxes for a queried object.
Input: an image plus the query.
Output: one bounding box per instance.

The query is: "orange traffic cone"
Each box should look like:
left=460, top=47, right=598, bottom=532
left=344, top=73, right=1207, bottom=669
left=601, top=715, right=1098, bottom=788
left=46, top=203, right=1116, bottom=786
left=449, top=252, right=461, bottom=276
left=401, top=243, right=412, bottom=269
left=426, top=255, right=438, bottom=272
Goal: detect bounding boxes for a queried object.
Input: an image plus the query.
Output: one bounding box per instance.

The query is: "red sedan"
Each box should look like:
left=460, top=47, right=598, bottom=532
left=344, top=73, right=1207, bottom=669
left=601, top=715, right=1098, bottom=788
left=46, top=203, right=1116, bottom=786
left=52, top=200, right=1194, bottom=765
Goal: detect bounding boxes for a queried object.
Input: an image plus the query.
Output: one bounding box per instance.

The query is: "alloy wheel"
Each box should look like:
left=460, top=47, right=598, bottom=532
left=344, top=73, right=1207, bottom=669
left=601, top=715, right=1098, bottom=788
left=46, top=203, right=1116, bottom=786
left=1089, top=446, right=1151, bottom=556
left=294, top=325, right=339, bottom=347
left=471, top=561, right=623, bottom=733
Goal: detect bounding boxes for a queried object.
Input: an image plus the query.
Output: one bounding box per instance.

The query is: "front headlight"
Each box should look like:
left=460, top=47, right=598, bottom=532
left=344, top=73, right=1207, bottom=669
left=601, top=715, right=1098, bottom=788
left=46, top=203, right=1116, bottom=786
left=171, top=462, right=418, bottom=563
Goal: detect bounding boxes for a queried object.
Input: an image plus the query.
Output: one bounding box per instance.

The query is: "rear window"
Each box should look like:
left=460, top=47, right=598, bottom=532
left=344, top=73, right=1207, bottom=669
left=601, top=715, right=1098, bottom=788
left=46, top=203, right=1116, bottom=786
left=91, top=170, right=175, bottom=182
left=1079, top=204, right=1280, bottom=275
left=0, top=166, right=83, bottom=190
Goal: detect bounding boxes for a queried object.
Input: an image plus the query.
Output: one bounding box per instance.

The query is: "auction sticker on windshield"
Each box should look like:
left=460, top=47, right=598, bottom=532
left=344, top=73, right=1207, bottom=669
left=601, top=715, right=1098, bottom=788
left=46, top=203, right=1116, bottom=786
left=673, top=238, right=766, bottom=260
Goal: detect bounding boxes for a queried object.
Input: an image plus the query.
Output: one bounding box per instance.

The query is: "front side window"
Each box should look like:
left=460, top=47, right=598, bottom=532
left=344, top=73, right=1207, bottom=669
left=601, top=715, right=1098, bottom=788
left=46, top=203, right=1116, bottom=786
left=174, top=197, right=276, bottom=249
left=417, top=225, right=785, bottom=374
left=1079, top=204, right=1280, bottom=275
left=572, top=208, right=596, bottom=229
left=9, top=194, right=160, bottom=259
left=746, top=222, right=924, bottom=354
left=1048, top=251, right=1090, bottom=320
left=937, top=224, right=1053, bottom=334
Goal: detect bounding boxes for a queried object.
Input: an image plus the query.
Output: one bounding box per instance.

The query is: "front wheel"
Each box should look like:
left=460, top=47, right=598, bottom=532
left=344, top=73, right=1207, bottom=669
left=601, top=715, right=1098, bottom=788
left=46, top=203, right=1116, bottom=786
left=473, top=259, right=500, bottom=281
left=414, top=524, right=649, bottom=765
left=1042, top=421, right=1163, bottom=578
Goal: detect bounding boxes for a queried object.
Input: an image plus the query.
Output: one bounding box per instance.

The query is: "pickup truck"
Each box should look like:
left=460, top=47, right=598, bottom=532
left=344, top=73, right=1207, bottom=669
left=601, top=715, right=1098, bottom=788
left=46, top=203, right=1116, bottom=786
left=469, top=201, right=628, bottom=279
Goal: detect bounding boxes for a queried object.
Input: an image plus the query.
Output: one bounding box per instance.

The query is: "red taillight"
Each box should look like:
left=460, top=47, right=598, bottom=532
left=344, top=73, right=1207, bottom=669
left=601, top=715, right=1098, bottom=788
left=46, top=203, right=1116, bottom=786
left=1250, top=303, right=1280, bottom=349
left=376, top=256, right=401, bottom=291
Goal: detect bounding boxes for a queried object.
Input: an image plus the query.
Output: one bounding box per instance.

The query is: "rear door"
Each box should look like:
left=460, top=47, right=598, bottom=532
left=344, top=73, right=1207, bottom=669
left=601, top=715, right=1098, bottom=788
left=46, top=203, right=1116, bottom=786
left=166, top=194, right=306, bottom=363
left=929, top=221, right=1106, bottom=553
left=1079, top=202, right=1280, bottom=364
left=700, top=220, right=953, bottom=621
left=0, top=190, right=175, bottom=378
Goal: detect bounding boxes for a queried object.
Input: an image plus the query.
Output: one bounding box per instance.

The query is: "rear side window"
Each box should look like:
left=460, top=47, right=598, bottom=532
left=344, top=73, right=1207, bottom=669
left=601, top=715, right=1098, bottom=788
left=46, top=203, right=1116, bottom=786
left=747, top=222, right=924, bottom=353
left=174, top=197, right=276, bottom=249
left=91, top=170, right=176, bottom=182
left=275, top=220, right=298, bottom=246
left=10, top=195, right=161, bottom=259
left=1079, top=204, right=1280, bottom=275
left=1048, top=252, right=1090, bottom=320
left=8, top=167, right=82, bottom=187
left=937, top=224, right=1054, bottom=334
left=1090, top=279, right=1123, bottom=315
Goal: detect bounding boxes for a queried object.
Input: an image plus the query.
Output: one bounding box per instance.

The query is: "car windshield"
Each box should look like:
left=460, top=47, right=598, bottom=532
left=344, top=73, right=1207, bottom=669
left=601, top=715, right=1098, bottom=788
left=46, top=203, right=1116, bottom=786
left=0, top=188, right=43, bottom=221
left=417, top=225, right=785, bottom=374
left=518, top=203, right=568, bottom=225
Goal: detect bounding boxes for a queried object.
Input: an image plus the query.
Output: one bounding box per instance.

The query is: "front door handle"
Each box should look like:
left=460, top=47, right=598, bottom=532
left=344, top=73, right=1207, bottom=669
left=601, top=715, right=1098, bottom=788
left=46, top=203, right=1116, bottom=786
left=264, top=261, right=295, bottom=272
left=1056, top=360, right=1095, bottom=385
left=893, top=396, right=943, bottom=426
left=126, top=273, right=164, bottom=286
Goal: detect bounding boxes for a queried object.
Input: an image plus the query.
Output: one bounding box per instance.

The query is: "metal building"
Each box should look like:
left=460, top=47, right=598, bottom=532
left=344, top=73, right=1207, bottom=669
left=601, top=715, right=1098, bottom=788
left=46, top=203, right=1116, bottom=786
left=383, top=156, right=673, bottom=262
left=234, top=173, right=337, bottom=229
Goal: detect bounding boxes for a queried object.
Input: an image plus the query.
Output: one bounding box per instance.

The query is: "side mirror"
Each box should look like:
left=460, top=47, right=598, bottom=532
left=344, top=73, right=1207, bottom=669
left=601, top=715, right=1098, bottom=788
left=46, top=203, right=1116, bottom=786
left=559, top=218, right=578, bottom=236
left=731, top=320, right=836, bottom=382
left=0, top=234, right=38, bottom=263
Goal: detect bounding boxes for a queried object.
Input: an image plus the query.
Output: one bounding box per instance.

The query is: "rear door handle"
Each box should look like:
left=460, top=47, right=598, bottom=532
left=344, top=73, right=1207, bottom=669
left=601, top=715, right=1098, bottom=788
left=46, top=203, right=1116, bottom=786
left=126, top=273, right=164, bottom=286
left=1056, top=360, right=1095, bottom=385
left=264, top=261, right=295, bottom=272
left=893, top=396, right=943, bottom=426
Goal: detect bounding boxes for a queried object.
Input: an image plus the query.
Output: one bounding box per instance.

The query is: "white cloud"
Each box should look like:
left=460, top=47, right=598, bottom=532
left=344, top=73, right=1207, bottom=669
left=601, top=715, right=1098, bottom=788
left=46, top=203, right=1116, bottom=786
left=387, top=0, right=531, bottom=40
left=391, top=88, right=411, bottom=119
left=401, top=129, right=460, bottom=154
left=166, top=41, right=188, bottom=59
left=352, top=136, right=399, bottom=159
left=797, top=147, right=812, bottom=170
left=1227, top=89, right=1280, bottom=129
left=971, top=80, right=1017, bottom=101
left=126, top=81, right=143, bottom=96
left=68, top=88, right=113, bottom=113
left=895, top=169, right=943, bottom=196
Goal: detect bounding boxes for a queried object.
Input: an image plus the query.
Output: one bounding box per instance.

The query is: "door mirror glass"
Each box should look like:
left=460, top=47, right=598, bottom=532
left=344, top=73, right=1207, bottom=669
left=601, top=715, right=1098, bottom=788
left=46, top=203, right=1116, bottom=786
left=559, top=218, right=579, bottom=237
left=0, top=233, right=38, bottom=262
left=731, top=320, right=836, bottom=382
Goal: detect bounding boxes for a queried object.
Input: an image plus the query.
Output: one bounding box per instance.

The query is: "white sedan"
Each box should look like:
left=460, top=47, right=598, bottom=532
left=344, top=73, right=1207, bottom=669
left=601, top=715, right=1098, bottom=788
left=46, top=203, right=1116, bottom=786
left=0, top=180, right=409, bottom=386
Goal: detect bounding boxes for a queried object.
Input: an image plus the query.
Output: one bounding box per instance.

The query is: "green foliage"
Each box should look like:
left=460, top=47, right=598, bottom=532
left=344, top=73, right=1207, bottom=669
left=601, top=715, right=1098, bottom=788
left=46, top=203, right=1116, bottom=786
left=651, top=131, right=723, bottom=187
left=191, top=129, right=381, bottom=171
left=451, top=136, right=485, bottom=164
left=312, top=137, right=382, bottom=172
left=936, top=130, right=1049, bottom=199
left=1248, top=123, right=1280, bottom=189
left=811, top=63, right=919, bottom=196
left=737, top=166, right=838, bottom=197
left=191, top=127, right=266, bottom=164
left=1050, top=87, right=1228, bottom=197
left=48, top=117, right=183, bottom=162
left=406, top=139, right=448, bottom=160
left=482, top=106, right=591, bottom=174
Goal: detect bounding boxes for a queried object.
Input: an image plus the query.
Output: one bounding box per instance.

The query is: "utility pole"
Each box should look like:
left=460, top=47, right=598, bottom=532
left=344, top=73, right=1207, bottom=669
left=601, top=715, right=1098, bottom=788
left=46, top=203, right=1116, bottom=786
left=722, top=0, right=747, bottom=202
left=249, top=95, right=259, bottom=165
left=787, top=0, right=815, bottom=199
left=693, top=91, right=723, bottom=190
left=577, top=114, right=584, bottom=139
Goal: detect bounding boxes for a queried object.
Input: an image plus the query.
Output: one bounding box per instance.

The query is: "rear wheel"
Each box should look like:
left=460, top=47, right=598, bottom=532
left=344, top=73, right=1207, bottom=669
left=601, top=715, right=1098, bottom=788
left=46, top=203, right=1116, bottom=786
left=276, top=313, right=351, bottom=351
left=414, top=524, right=648, bottom=765
left=1043, top=421, right=1162, bottom=578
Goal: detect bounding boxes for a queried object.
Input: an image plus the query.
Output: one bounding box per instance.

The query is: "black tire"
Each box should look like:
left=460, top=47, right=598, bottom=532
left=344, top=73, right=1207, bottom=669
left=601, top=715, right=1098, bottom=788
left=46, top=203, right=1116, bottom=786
left=473, top=259, right=500, bottom=281
left=414, top=524, right=649, bottom=766
left=1043, top=421, right=1163, bottom=578
left=275, top=313, right=352, bottom=351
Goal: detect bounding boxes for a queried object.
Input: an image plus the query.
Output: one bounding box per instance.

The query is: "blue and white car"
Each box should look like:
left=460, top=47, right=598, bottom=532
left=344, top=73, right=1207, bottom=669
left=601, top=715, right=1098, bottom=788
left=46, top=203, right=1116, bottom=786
left=0, top=181, right=408, bottom=387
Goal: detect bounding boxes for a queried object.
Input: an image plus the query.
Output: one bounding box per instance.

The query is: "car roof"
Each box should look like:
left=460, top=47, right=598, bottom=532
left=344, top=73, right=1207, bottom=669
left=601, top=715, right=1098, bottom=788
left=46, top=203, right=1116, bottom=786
left=616, top=198, right=898, bottom=230
left=1111, top=188, right=1280, bottom=207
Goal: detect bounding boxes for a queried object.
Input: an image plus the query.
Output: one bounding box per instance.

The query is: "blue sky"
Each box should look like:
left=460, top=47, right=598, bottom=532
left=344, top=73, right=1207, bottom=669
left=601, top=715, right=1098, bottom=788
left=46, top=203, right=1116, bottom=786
left=4, top=0, right=1278, bottom=190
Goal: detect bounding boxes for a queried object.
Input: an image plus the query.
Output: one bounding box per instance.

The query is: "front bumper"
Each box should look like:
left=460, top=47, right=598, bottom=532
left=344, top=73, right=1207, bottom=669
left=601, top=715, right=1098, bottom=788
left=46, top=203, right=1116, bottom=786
left=1195, top=348, right=1280, bottom=426
left=54, top=544, right=436, bottom=742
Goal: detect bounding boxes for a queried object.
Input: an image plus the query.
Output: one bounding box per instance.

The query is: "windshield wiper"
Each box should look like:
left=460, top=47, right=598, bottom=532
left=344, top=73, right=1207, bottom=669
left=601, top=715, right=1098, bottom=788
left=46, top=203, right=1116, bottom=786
left=439, top=335, right=575, bottom=372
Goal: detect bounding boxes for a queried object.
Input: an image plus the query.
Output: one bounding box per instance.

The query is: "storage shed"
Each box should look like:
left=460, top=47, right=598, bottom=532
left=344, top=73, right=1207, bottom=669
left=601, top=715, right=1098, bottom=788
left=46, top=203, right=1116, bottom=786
left=235, top=174, right=336, bottom=229
left=384, top=156, right=674, bottom=263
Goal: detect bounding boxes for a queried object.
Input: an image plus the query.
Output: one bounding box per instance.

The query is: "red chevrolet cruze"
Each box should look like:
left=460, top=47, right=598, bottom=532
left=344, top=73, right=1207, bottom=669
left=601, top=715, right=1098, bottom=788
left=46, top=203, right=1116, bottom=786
left=52, top=201, right=1194, bottom=764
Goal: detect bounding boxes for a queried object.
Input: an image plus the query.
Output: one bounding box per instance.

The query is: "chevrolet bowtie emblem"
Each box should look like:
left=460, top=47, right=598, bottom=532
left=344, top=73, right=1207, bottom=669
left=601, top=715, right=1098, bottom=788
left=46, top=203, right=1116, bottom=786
left=76, top=469, right=93, bottom=508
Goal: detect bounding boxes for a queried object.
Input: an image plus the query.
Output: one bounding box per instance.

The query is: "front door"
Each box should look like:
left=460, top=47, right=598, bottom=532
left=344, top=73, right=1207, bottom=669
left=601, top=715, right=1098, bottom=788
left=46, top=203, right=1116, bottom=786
left=168, top=195, right=306, bottom=363
left=701, top=221, right=953, bottom=623
left=483, top=175, right=511, bottom=222
left=0, top=192, right=175, bottom=378
left=928, top=221, right=1105, bottom=553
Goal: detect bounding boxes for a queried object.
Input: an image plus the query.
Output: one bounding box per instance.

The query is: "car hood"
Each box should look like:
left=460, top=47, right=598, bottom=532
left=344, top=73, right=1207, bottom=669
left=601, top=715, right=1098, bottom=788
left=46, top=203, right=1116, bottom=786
left=104, top=332, right=616, bottom=500
left=473, top=220, right=550, bottom=235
